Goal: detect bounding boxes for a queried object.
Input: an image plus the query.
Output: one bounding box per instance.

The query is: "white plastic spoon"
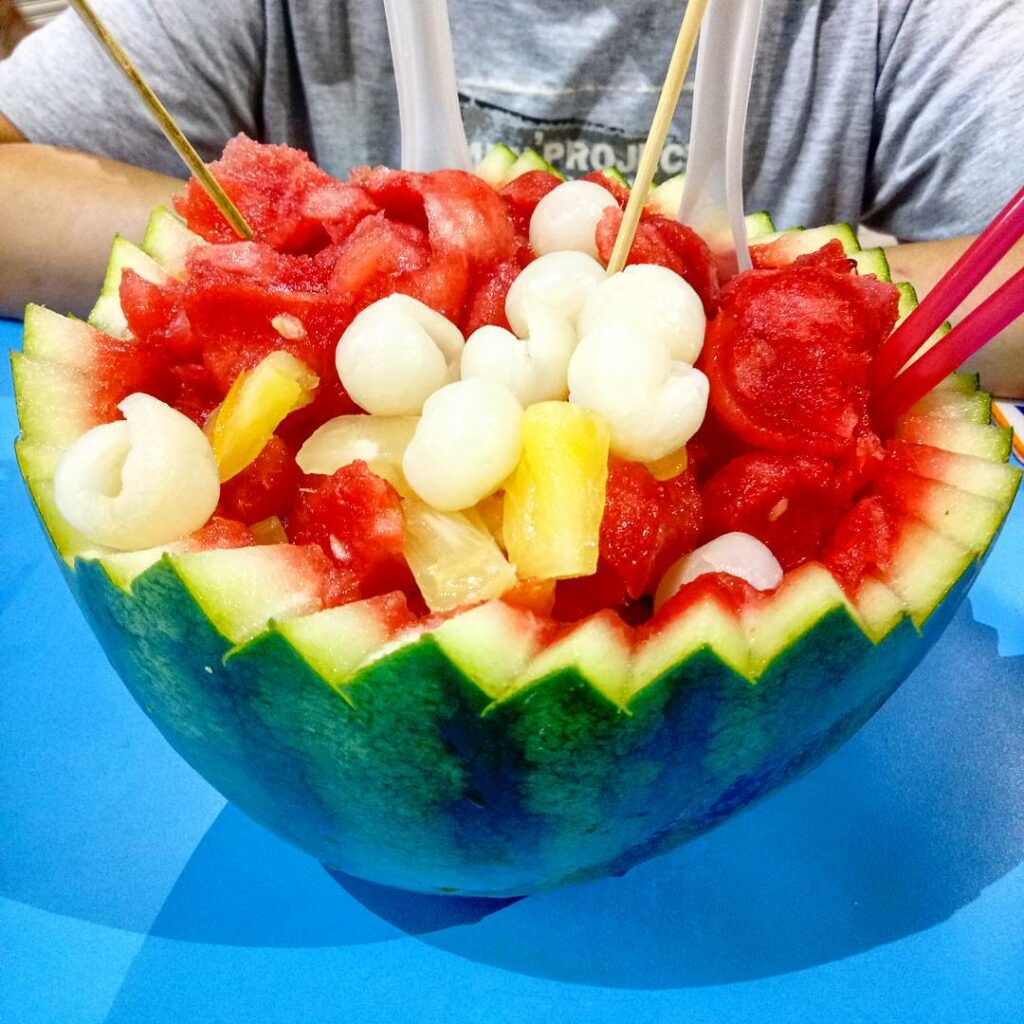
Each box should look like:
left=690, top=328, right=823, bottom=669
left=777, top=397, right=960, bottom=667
left=382, top=0, right=472, bottom=172
left=676, top=0, right=764, bottom=275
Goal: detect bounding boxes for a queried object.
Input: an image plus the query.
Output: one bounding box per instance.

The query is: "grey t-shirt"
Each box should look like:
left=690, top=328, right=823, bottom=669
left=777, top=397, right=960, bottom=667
left=1, top=0, right=1021, bottom=239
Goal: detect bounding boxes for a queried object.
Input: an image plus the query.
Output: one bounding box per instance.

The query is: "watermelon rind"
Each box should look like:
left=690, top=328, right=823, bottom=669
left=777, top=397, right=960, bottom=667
left=645, top=174, right=686, bottom=217
left=877, top=470, right=1005, bottom=555
left=475, top=143, right=518, bottom=188
left=600, top=167, right=630, bottom=187
left=896, top=415, right=1012, bottom=462
left=141, top=207, right=204, bottom=278
left=935, top=371, right=981, bottom=394
left=88, top=237, right=168, bottom=338
left=850, top=247, right=891, bottom=281
left=893, top=280, right=953, bottom=367
left=888, top=440, right=1021, bottom=507
left=476, top=143, right=566, bottom=187
left=505, top=147, right=564, bottom=183
left=10, top=352, right=95, bottom=448
left=909, top=389, right=991, bottom=423
left=743, top=210, right=775, bottom=237
left=15, top=454, right=105, bottom=564
left=23, top=428, right=1015, bottom=895
left=21, top=304, right=95, bottom=365
left=61, top=535, right=985, bottom=895
left=749, top=222, right=860, bottom=256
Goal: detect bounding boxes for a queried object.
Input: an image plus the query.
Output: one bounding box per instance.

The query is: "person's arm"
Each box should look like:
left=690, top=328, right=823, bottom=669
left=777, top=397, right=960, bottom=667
left=863, top=2, right=1024, bottom=398
left=0, top=0, right=33, bottom=58
left=884, top=236, right=1024, bottom=399
left=0, top=114, right=184, bottom=318
left=0, top=0, right=266, bottom=318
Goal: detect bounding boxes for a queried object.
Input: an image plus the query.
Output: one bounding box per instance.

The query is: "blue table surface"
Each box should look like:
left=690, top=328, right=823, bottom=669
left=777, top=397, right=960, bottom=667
left=1, top=316, right=1022, bottom=1024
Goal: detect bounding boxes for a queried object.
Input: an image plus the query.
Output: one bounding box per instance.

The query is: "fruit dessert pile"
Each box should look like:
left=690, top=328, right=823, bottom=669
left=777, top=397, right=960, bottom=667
left=21, top=137, right=1011, bottom=638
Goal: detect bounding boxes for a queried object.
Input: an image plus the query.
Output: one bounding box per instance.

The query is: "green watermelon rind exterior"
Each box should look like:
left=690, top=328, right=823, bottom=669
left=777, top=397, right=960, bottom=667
left=63, top=541, right=984, bottom=897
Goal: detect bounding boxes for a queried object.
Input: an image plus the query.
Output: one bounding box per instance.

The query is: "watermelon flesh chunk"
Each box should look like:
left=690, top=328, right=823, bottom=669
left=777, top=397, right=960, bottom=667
left=119, top=270, right=194, bottom=359
left=702, top=452, right=853, bottom=571
left=177, top=242, right=352, bottom=403
left=353, top=166, right=518, bottom=271
left=701, top=242, right=900, bottom=459
left=302, top=180, right=380, bottom=244
left=175, top=135, right=342, bottom=252
left=325, top=212, right=431, bottom=307
left=595, top=206, right=719, bottom=315
left=597, top=457, right=704, bottom=599
left=460, top=259, right=519, bottom=336
left=288, top=461, right=418, bottom=606
left=500, top=170, right=562, bottom=236
left=820, top=495, right=899, bottom=589
left=217, top=435, right=298, bottom=525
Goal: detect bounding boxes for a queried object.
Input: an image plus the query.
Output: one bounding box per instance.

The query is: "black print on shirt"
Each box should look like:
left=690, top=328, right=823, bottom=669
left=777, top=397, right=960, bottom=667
left=459, top=93, right=690, bottom=179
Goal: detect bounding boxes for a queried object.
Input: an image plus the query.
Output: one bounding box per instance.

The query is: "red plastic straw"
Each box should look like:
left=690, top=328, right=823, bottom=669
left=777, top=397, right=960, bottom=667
left=874, top=264, right=1024, bottom=431
left=872, top=184, right=1024, bottom=387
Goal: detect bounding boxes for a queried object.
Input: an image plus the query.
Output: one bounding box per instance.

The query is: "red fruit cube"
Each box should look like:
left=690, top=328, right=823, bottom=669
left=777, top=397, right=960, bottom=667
left=460, top=260, right=519, bottom=336
left=174, top=134, right=339, bottom=252
left=601, top=458, right=704, bottom=599
left=288, top=462, right=418, bottom=602
left=701, top=452, right=850, bottom=571
left=218, top=435, right=299, bottom=525
left=500, top=170, right=563, bottom=235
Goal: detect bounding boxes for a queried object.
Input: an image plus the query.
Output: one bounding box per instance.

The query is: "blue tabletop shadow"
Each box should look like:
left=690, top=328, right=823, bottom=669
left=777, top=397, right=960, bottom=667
left=147, top=804, right=519, bottom=945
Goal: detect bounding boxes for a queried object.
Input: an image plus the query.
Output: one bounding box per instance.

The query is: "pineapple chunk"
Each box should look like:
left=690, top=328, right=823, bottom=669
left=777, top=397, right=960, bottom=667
left=503, top=577, right=557, bottom=615
left=402, top=499, right=517, bottom=612
left=211, top=352, right=318, bottom=481
left=503, top=401, right=610, bottom=580
left=296, top=414, right=418, bottom=495
left=645, top=446, right=688, bottom=481
left=472, top=493, right=507, bottom=551
left=250, top=516, right=289, bottom=545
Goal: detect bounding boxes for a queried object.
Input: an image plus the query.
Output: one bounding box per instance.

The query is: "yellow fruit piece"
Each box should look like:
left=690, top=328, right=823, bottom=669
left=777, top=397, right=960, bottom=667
left=503, top=401, right=610, bottom=580
left=503, top=577, right=557, bottom=616
left=645, top=446, right=688, bottom=481
left=250, top=516, right=289, bottom=545
left=296, top=414, right=417, bottom=495
left=211, top=351, right=318, bottom=481
left=472, top=493, right=506, bottom=551
left=402, top=498, right=517, bottom=613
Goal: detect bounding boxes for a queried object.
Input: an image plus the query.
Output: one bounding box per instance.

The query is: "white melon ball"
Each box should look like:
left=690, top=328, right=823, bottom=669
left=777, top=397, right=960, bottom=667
left=461, top=304, right=577, bottom=406
left=568, top=325, right=709, bottom=461
left=654, top=533, right=784, bottom=610
left=504, top=250, right=605, bottom=337
left=529, top=180, right=618, bottom=261
left=460, top=325, right=536, bottom=402
left=578, top=263, right=706, bottom=365
left=54, top=393, right=220, bottom=551
left=336, top=294, right=464, bottom=415
left=402, top=378, right=523, bottom=512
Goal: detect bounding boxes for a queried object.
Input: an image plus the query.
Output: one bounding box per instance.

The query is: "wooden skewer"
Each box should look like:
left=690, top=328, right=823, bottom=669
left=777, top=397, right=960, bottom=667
left=68, top=0, right=253, bottom=240
left=606, top=0, right=711, bottom=276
